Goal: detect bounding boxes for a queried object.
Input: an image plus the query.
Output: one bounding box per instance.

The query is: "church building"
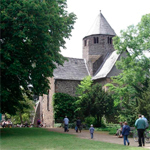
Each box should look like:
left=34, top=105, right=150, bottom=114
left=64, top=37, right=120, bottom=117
left=34, top=11, right=126, bottom=127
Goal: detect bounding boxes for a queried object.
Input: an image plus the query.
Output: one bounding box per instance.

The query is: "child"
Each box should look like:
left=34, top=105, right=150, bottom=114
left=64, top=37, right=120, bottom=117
left=122, top=122, right=130, bottom=146
left=89, top=124, right=95, bottom=139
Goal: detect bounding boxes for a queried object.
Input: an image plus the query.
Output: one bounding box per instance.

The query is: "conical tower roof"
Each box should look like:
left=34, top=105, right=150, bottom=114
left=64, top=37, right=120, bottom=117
left=86, top=11, right=116, bottom=36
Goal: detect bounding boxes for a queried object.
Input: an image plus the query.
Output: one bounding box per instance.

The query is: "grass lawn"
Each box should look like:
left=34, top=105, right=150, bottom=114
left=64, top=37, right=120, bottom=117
left=0, top=128, right=148, bottom=150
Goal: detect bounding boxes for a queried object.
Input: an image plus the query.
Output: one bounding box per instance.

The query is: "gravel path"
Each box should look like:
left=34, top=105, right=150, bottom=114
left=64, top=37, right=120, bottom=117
left=48, top=128, right=150, bottom=149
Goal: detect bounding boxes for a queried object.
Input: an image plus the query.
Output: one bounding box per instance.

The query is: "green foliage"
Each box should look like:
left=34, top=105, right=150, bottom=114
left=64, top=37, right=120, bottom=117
left=136, top=81, right=150, bottom=120
left=106, top=13, right=150, bottom=125
left=53, top=93, right=78, bottom=122
left=76, top=80, right=114, bottom=127
left=76, top=76, right=93, bottom=96
left=75, top=76, right=93, bottom=119
left=1, top=0, right=76, bottom=115
left=7, top=96, right=35, bottom=124
left=84, top=116, right=95, bottom=127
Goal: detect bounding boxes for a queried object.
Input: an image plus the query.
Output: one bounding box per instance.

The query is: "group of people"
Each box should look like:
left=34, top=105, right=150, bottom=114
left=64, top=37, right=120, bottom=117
left=63, top=116, right=82, bottom=133
left=63, top=116, right=95, bottom=139
left=1, top=120, right=12, bottom=128
left=63, top=114, right=149, bottom=146
left=118, top=114, right=149, bottom=147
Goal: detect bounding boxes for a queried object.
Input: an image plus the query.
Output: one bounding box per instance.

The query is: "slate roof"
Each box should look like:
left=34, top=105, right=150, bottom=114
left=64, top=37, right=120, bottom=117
left=86, top=11, right=116, bottom=36
left=53, top=58, right=89, bottom=80
left=92, top=51, right=120, bottom=80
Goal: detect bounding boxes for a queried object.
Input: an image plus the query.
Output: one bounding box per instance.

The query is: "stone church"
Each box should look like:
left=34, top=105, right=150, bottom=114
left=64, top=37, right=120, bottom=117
left=34, top=11, right=126, bottom=127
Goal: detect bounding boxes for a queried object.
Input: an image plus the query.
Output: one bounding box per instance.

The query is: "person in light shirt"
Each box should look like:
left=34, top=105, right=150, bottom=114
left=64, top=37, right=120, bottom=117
left=63, top=116, right=69, bottom=132
left=135, top=114, right=146, bottom=147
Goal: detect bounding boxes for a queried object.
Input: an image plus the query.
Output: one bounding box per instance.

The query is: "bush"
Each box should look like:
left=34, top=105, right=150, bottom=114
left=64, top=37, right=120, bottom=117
left=109, top=128, right=117, bottom=135
left=53, top=93, right=78, bottom=123
left=84, top=116, right=95, bottom=127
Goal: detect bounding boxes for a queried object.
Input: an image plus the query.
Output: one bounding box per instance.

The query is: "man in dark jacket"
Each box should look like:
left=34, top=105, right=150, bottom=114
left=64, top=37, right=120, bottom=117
left=135, top=114, right=146, bottom=147
left=76, top=117, right=81, bottom=133
left=122, top=122, right=130, bottom=146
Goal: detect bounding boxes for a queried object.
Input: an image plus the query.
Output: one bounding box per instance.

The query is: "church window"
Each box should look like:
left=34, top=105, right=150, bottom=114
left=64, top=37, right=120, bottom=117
left=47, top=90, right=50, bottom=111
left=107, top=37, right=112, bottom=44
left=93, top=37, right=99, bottom=44
left=110, top=37, right=112, bottom=44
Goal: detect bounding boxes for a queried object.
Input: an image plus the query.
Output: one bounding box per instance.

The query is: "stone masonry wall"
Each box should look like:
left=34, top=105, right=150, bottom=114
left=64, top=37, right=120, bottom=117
left=82, top=34, right=115, bottom=76
left=55, top=80, right=81, bottom=96
left=42, top=77, right=55, bottom=127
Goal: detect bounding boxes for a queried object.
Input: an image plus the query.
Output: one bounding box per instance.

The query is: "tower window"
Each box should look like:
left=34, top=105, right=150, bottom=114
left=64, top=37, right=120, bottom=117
left=93, top=37, right=99, bottom=44
left=108, top=37, right=112, bottom=44
left=110, top=37, right=112, bottom=44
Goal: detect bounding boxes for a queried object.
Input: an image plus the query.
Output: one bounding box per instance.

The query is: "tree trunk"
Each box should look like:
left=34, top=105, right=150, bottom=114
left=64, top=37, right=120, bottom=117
left=96, top=115, right=102, bottom=127
left=19, top=112, right=23, bottom=124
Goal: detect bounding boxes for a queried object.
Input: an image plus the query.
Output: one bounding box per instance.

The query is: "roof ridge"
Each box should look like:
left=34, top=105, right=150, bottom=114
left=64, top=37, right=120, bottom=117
left=86, top=12, right=116, bottom=36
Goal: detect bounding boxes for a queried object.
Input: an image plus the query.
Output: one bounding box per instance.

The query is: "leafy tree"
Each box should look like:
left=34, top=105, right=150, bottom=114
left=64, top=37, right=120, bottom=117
left=106, top=14, right=150, bottom=125
left=53, top=93, right=78, bottom=123
left=1, top=0, right=76, bottom=114
left=136, top=80, right=150, bottom=121
left=11, top=97, right=35, bottom=124
left=75, top=76, right=93, bottom=110
left=76, top=77, right=114, bottom=127
left=79, top=83, right=114, bottom=127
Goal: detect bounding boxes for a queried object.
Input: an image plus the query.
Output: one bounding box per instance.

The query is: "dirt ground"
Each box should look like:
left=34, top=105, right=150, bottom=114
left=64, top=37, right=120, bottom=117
left=48, top=128, right=150, bottom=149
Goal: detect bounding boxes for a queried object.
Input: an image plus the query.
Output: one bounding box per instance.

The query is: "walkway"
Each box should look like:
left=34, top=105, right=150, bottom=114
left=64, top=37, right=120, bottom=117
left=48, top=128, right=150, bottom=149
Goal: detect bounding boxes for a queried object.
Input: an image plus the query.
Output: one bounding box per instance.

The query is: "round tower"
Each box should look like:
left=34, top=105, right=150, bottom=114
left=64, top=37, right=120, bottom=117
left=82, top=11, right=116, bottom=76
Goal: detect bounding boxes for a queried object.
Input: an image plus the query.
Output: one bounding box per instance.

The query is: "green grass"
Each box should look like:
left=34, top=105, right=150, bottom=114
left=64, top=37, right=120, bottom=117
left=0, top=128, right=149, bottom=150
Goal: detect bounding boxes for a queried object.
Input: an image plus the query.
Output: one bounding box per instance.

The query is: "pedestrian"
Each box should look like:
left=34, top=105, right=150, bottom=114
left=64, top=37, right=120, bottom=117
left=37, top=119, right=41, bottom=127
left=76, top=117, right=82, bottom=133
left=63, top=116, right=69, bottom=132
left=135, top=114, right=146, bottom=147
left=89, top=124, right=95, bottom=139
left=116, top=122, right=123, bottom=137
left=142, top=115, right=149, bottom=129
left=122, top=122, right=130, bottom=146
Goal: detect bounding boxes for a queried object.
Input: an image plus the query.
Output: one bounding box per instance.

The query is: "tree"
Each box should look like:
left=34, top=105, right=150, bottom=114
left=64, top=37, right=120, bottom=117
left=11, top=96, right=35, bottom=124
left=53, top=93, right=78, bottom=123
left=1, top=0, right=76, bottom=114
left=76, top=76, right=114, bottom=127
left=75, top=76, right=93, bottom=118
left=106, top=14, right=150, bottom=125
left=79, top=83, right=114, bottom=127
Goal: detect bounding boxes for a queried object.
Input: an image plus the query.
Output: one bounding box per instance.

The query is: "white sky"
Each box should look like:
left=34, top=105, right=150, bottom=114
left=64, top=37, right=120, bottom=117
left=61, top=0, right=150, bottom=58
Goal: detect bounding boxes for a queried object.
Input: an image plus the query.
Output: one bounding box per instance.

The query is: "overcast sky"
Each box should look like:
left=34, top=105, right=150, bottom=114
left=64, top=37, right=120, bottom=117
left=61, top=0, right=150, bottom=58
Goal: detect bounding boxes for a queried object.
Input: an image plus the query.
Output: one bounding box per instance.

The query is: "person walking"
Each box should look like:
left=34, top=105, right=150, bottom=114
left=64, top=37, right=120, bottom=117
left=89, top=124, right=95, bottom=139
left=63, top=116, right=69, bottom=132
left=37, top=119, right=41, bottom=127
left=122, top=122, right=130, bottom=146
left=135, top=114, right=146, bottom=147
left=76, top=117, right=82, bottom=133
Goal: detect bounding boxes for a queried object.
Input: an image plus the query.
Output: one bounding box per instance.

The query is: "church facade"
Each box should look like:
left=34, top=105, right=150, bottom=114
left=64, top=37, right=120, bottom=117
left=34, top=12, right=126, bottom=127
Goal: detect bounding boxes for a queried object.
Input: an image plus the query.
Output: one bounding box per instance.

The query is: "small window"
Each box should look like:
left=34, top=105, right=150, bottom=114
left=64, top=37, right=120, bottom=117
left=110, top=37, right=112, bottom=44
left=94, top=37, right=99, bottom=44
left=96, top=37, right=99, bottom=43
left=108, top=37, right=112, bottom=44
